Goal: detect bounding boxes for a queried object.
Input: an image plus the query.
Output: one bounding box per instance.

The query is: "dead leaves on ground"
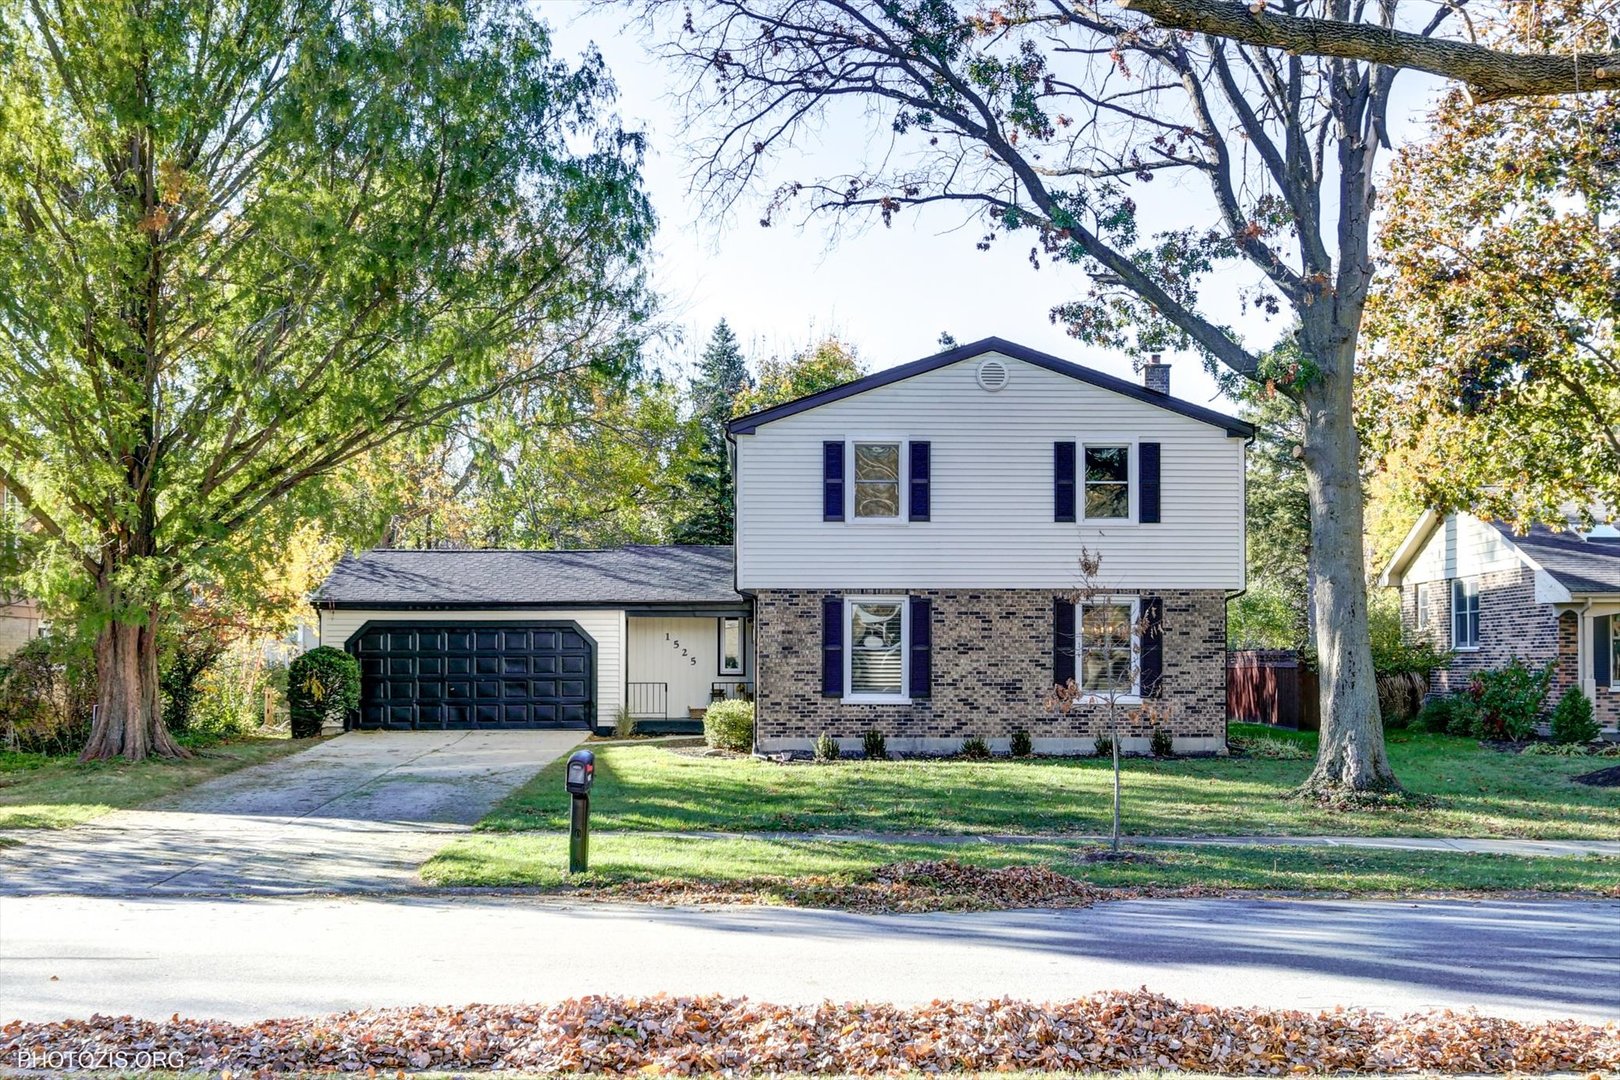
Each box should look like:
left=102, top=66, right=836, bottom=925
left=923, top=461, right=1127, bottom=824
left=4, top=991, right=1616, bottom=1075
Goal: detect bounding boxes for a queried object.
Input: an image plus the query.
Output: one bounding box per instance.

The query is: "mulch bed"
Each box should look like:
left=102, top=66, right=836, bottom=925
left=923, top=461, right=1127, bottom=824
left=5, top=991, right=1615, bottom=1074
left=1573, top=764, right=1620, bottom=787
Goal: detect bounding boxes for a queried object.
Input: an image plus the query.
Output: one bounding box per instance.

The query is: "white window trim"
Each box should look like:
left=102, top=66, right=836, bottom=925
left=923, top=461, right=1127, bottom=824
left=842, top=595, right=910, bottom=704
left=718, top=616, right=746, bottom=676
left=845, top=438, right=909, bottom=525
left=1451, top=577, right=1481, bottom=651
left=1075, top=594, right=1142, bottom=704
left=1415, top=582, right=1431, bottom=630
left=1079, top=441, right=1137, bottom=524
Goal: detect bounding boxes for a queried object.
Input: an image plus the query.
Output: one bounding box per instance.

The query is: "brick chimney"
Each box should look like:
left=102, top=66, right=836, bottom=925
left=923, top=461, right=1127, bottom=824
left=1143, top=354, right=1171, bottom=395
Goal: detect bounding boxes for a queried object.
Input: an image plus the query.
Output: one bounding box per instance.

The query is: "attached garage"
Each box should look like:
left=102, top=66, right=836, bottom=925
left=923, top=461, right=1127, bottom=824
left=352, top=621, right=595, bottom=730
left=312, top=546, right=747, bottom=734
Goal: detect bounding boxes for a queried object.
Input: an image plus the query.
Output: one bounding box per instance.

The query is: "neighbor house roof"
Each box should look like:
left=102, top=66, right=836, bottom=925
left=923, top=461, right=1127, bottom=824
left=1487, top=522, right=1620, bottom=595
left=725, top=337, right=1254, bottom=437
left=1379, top=509, right=1620, bottom=598
left=312, top=545, right=740, bottom=609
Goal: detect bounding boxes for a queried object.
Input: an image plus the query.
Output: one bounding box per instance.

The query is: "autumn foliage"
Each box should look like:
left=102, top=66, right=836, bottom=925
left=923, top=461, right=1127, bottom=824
left=5, top=991, right=1615, bottom=1074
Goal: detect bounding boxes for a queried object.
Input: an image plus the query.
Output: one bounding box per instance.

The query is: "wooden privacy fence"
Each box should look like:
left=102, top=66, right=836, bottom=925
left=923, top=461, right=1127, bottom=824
left=1227, top=650, right=1319, bottom=731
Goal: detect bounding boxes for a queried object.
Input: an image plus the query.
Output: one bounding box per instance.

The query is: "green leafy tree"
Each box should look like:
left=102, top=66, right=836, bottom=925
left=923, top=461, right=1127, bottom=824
left=650, top=0, right=1408, bottom=792
left=673, top=320, right=753, bottom=545
left=0, top=0, right=652, bottom=759
left=1363, top=85, right=1620, bottom=528
left=733, top=336, right=866, bottom=415
left=1231, top=362, right=1312, bottom=650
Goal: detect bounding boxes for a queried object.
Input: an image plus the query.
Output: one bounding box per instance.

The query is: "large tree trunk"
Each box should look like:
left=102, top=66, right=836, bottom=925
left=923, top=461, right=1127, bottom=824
left=1296, top=369, right=1398, bottom=793
left=80, top=612, right=188, bottom=762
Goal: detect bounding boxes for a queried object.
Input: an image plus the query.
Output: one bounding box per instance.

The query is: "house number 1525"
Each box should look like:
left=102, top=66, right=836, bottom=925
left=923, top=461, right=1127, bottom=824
left=665, top=633, right=697, bottom=666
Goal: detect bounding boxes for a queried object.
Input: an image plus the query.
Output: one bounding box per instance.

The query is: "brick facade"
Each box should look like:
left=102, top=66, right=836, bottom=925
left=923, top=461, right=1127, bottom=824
left=1402, top=565, right=1562, bottom=696
left=753, top=588, right=1227, bottom=754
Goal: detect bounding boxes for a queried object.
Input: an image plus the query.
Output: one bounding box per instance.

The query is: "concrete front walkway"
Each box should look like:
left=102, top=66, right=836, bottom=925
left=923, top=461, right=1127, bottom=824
left=3, top=895, right=1616, bottom=1023
left=659, top=829, right=1620, bottom=858
left=0, top=730, right=579, bottom=897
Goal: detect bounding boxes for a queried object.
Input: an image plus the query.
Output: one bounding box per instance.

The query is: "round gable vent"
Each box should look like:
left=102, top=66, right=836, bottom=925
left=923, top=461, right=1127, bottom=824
left=976, top=357, right=1010, bottom=391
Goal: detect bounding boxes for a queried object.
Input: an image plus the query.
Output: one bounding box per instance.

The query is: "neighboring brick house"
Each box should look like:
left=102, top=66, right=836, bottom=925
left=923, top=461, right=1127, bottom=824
left=729, top=338, right=1250, bottom=755
left=1380, top=511, right=1620, bottom=734
left=312, top=338, right=1252, bottom=753
left=0, top=483, right=43, bottom=659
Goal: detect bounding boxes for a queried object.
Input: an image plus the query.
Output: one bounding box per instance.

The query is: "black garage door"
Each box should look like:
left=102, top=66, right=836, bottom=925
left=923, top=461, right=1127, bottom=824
left=352, top=622, right=595, bottom=730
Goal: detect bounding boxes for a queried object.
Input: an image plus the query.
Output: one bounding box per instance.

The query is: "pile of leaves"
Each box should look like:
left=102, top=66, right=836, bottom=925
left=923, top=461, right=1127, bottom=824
left=581, top=860, right=1115, bottom=913
left=6, top=992, right=1617, bottom=1074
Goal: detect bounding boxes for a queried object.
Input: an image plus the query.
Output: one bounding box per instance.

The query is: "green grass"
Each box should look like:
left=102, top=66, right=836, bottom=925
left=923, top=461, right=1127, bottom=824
left=474, top=726, right=1620, bottom=840
left=0, top=736, right=314, bottom=829
left=422, top=831, right=1620, bottom=895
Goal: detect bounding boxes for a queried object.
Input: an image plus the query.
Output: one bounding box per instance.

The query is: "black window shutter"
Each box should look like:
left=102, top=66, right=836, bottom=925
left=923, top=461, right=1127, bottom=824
left=1139, top=442, right=1161, bottom=523
left=821, top=597, right=844, bottom=696
left=1054, top=442, right=1076, bottom=522
left=909, top=441, right=931, bottom=522
left=909, top=597, right=932, bottom=698
left=822, top=441, right=845, bottom=521
left=1053, top=597, right=1076, bottom=685
left=1141, top=596, right=1165, bottom=697
left=1596, top=615, right=1612, bottom=688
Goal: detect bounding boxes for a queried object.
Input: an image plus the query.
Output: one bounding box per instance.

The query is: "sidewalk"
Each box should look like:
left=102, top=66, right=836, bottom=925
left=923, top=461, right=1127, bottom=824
left=655, top=830, right=1620, bottom=858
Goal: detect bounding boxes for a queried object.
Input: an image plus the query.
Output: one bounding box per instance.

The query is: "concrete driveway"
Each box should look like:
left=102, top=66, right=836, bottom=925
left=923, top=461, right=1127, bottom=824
left=0, top=730, right=579, bottom=897
left=3, top=896, right=1616, bottom=1023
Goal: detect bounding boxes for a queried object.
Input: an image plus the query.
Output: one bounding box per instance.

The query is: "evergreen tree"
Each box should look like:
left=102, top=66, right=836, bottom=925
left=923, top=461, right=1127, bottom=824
left=673, top=321, right=752, bottom=544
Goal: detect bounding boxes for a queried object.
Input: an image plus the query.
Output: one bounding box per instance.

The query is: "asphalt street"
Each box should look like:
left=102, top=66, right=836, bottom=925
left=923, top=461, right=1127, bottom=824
left=2, top=895, right=1616, bottom=1024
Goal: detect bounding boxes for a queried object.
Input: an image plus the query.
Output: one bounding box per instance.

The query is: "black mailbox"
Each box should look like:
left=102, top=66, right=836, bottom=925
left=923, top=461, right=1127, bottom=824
left=565, top=750, right=595, bottom=795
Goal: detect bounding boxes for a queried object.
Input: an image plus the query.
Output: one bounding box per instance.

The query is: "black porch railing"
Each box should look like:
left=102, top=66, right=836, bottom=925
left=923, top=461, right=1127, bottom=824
left=626, top=681, right=668, bottom=720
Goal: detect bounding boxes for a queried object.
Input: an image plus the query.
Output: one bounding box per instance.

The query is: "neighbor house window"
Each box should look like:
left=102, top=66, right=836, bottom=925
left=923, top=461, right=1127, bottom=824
left=1079, top=599, right=1139, bottom=697
left=1452, top=578, right=1480, bottom=649
left=852, top=442, right=901, bottom=518
left=1083, top=445, right=1130, bottom=519
left=718, top=617, right=745, bottom=676
left=1415, top=583, right=1431, bottom=630
left=847, top=598, right=907, bottom=699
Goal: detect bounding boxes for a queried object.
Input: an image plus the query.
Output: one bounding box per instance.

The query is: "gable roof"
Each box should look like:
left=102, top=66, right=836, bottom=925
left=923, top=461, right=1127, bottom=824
left=312, top=545, right=740, bottom=609
left=1487, top=522, right=1620, bottom=595
left=725, top=337, right=1254, bottom=437
left=1379, top=510, right=1620, bottom=597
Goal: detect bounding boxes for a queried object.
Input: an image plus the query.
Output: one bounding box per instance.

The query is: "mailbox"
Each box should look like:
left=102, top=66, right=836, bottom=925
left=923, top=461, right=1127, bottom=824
left=565, top=750, right=596, bottom=795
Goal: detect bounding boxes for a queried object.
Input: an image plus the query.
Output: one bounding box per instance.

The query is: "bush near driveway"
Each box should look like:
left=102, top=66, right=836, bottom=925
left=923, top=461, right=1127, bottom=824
left=473, top=725, right=1620, bottom=840
left=288, top=647, right=360, bottom=738
left=7, top=991, right=1616, bottom=1074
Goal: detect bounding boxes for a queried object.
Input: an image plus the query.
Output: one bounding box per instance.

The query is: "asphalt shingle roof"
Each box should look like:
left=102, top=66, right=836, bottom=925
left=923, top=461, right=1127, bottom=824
left=313, top=546, right=740, bottom=608
left=1492, top=523, right=1620, bottom=595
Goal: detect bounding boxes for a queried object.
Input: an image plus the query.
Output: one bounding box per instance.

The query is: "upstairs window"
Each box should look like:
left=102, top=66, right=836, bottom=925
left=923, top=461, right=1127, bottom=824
left=1452, top=578, right=1480, bottom=650
left=1083, top=445, right=1131, bottom=520
left=847, top=599, right=906, bottom=699
left=852, top=442, right=901, bottom=519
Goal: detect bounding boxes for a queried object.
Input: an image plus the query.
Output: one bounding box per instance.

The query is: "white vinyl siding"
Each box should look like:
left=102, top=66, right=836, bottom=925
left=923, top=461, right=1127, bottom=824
left=734, top=352, right=1245, bottom=589
left=318, top=608, right=626, bottom=720
left=627, top=616, right=749, bottom=717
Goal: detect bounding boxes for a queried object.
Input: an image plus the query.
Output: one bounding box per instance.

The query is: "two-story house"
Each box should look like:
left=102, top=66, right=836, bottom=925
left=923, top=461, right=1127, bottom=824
left=311, top=339, right=1250, bottom=753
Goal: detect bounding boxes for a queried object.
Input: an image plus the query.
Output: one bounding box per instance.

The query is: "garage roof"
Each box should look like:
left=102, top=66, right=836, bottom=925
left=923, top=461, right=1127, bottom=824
left=313, top=545, right=741, bottom=609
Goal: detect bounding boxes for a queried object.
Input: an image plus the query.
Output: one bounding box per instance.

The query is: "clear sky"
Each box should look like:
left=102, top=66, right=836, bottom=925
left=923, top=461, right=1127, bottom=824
left=546, top=1, right=1445, bottom=409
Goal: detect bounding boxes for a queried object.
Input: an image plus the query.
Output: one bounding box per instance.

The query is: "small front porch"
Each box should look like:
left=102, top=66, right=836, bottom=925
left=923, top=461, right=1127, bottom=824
left=622, top=609, right=754, bottom=733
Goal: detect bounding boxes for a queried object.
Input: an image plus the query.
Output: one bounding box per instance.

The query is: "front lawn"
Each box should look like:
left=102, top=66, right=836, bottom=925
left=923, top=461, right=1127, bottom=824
left=422, top=831, right=1620, bottom=899
left=0, top=737, right=313, bottom=829
left=474, top=726, right=1620, bottom=840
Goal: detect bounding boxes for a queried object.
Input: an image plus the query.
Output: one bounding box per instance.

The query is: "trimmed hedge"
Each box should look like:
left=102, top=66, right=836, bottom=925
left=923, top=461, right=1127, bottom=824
left=703, top=699, right=754, bottom=752
left=288, top=646, right=360, bottom=738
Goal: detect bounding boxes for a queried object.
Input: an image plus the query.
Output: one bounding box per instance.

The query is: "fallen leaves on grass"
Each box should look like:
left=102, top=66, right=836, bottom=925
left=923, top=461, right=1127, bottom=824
left=5, top=991, right=1616, bottom=1074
